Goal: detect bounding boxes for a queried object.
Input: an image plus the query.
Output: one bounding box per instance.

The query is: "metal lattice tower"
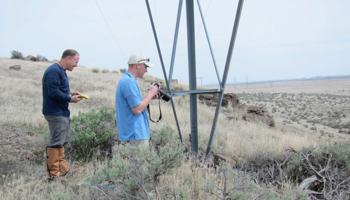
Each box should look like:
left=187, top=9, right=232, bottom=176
left=145, top=0, right=244, bottom=154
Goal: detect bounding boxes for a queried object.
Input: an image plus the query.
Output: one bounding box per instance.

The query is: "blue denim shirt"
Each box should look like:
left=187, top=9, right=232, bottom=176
left=115, top=72, right=150, bottom=141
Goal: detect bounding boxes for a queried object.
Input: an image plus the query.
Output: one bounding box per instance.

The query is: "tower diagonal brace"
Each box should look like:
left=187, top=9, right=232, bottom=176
left=206, top=0, right=244, bottom=156
left=145, top=0, right=183, bottom=142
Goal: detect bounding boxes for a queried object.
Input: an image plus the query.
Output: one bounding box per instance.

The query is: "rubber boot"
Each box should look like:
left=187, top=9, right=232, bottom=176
left=47, top=147, right=60, bottom=179
left=58, top=147, right=69, bottom=176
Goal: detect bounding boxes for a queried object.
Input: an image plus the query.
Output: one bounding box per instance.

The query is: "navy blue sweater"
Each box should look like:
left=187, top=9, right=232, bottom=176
left=42, top=63, right=71, bottom=117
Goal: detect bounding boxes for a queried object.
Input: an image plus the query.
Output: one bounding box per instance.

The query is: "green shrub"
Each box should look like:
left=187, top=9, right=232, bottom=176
left=85, top=126, right=184, bottom=199
left=51, top=192, right=72, bottom=200
left=284, top=143, right=350, bottom=199
left=286, top=142, right=350, bottom=181
left=151, top=125, right=178, bottom=147
left=36, top=54, right=48, bottom=62
left=237, top=142, right=350, bottom=199
left=69, top=108, right=115, bottom=161
left=91, top=68, right=99, bottom=73
left=10, top=50, right=24, bottom=59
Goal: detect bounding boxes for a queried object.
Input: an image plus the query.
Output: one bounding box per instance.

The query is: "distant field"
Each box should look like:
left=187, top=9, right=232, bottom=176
left=226, top=78, right=350, bottom=95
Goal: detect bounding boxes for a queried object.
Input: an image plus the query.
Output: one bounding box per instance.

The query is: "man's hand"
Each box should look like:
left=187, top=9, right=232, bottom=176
left=132, top=84, right=160, bottom=115
left=70, top=94, right=81, bottom=103
left=71, top=91, right=81, bottom=96
left=148, top=84, right=160, bottom=99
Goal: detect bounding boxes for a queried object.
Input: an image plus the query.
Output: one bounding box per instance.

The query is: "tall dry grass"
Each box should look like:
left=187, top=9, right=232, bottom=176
left=0, top=58, right=339, bottom=159
left=1, top=58, right=348, bottom=199
left=152, top=98, right=333, bottom=162
left=0, top=59, right=118, bottom=125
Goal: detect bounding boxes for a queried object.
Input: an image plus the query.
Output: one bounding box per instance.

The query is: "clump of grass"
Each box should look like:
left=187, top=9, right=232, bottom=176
left=36, top=54, right=48, bottom=62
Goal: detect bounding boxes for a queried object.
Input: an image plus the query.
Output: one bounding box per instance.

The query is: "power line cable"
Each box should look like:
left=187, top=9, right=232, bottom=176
left=205, top=0, right=213, bottom=17
left=93, top=0, right=125, bottom=64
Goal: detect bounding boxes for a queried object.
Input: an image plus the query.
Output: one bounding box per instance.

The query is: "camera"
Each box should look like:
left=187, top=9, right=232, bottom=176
left=153, top=82, right=171, bottom=102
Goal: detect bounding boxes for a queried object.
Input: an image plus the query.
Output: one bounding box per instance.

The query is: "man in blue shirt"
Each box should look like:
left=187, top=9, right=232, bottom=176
left=115, top=55, right=159, bottom=148
left=42, top=49, right=81, bottom=180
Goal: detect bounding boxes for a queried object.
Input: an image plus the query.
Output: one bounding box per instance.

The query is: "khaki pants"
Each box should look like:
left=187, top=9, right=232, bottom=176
left=44, top=115, right=70, bottom=147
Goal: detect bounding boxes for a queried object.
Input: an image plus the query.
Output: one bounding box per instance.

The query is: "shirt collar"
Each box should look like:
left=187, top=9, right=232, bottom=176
left=126, top=72, right=136, bottom=80
left=56, top=63, right=66, bottom=72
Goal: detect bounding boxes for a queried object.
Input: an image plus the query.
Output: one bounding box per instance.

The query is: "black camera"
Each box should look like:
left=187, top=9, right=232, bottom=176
left=153, top=83, right=171, bottom=102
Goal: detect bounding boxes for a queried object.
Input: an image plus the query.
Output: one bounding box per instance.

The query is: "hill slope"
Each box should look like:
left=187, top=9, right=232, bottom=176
left=1, top=58, right=349, bottom=199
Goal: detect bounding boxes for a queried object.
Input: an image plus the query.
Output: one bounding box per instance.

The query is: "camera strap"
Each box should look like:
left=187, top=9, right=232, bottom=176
left=147, top=98, right=162, bottom=123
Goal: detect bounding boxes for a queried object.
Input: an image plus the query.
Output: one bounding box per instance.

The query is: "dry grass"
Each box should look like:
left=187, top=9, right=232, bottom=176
left=0, top=59, right=118, bottom=125
left=1, top=58, right=350, bottom=199
left=0, top=161, right=112, bottom=199
left=151, top=97, right=339, bottom=162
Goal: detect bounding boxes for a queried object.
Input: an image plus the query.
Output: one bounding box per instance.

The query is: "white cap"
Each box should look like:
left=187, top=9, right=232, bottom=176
left=128, top=55, right=152, bottom=67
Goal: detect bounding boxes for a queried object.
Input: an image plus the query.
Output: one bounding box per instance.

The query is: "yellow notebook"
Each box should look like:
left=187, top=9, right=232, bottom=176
left=79, top=93, right=90, bottom=99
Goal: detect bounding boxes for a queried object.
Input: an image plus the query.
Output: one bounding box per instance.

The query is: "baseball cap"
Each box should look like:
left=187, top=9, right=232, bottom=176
left=128, top=55, right=152, bottom=67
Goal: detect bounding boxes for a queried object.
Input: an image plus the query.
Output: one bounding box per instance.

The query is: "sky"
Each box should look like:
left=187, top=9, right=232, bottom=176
left=1, top=0, right=350, bottom=85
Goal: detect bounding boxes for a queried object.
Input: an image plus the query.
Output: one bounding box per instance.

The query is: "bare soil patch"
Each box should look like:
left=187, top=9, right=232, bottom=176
left=0, top=123, right=45, bottom=176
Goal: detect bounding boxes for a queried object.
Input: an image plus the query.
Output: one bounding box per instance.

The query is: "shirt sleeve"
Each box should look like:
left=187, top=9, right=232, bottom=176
left=121, top=79, right=141, bottom=108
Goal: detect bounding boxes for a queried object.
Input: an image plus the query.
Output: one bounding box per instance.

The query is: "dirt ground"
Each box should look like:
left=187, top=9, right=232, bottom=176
left=0, top=123, right=46, bottom=176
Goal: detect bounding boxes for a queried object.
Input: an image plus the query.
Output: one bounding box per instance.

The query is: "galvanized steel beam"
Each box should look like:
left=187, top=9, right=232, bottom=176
left=145, top=0, right=183, bottom=143
left=206, top=0, right=244, bottom=156
left=186, top=0, right=198, bottom=153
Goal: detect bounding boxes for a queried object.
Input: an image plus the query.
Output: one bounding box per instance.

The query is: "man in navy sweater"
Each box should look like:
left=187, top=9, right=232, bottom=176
left=42, top=49, right=81, bottom=180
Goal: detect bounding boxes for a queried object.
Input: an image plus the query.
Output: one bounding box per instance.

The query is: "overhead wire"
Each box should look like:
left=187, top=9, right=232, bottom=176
left=93, top=0, right=124, bottom=64
left=196, top=0, right=222, bottom=87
